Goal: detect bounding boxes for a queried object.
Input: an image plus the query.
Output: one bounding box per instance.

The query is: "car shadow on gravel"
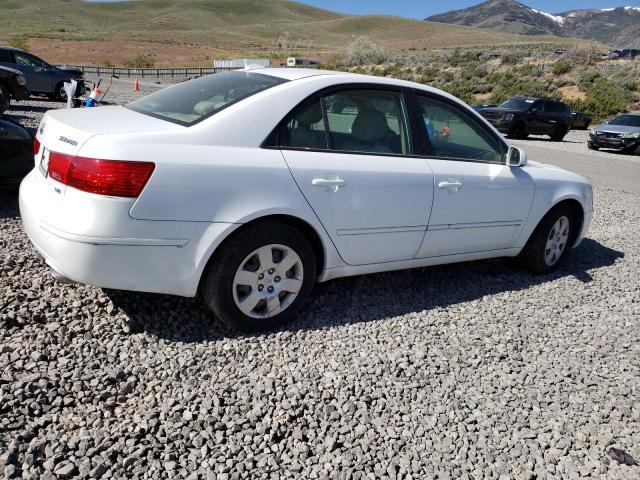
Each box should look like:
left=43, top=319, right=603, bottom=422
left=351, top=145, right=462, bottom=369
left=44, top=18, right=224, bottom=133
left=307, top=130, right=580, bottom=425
left=521, top=135, right=582, bottom=144
left=0, top=192, right=20, bottom=218
left=106, top=238, right=623, bottom=341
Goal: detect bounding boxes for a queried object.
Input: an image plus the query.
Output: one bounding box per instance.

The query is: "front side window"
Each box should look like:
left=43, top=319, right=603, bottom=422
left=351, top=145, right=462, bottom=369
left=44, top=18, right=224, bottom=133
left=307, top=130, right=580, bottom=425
left=499, top=98, right=534, bottom=111
left=416, top=94, right=504, bottom=163
left=127, top=71, right=286, bottom=126
left=14, top=53, right=45, bottom=68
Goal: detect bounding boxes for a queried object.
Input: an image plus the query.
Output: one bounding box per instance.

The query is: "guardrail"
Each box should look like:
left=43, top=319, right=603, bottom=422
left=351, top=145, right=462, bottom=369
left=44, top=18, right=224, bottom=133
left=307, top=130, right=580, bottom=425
left=77, top=66, right=236, bottom=78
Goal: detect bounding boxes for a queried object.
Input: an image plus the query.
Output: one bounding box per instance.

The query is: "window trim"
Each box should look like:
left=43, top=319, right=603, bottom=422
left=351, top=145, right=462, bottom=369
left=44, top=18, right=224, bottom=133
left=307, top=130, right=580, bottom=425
left=265, top=83, right=509, bottom=164
left=263, top=83, right=416, bottom=158
left=409, top=89, right=509, bottom=165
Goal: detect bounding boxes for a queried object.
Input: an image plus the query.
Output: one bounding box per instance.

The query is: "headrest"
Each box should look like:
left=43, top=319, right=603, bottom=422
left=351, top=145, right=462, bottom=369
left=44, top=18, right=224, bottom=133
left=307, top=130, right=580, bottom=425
left=350, top=109, right=389, bottom=142
left=194, top=100, right=225, bottom=116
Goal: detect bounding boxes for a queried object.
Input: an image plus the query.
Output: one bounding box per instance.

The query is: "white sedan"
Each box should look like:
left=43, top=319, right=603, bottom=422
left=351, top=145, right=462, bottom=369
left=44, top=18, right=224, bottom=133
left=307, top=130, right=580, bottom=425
left=20, top=68, right=593, bottom=332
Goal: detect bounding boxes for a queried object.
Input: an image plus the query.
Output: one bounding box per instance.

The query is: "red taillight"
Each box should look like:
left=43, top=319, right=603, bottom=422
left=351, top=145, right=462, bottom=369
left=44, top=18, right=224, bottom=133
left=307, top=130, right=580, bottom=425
left=47, top=152, right=155, bottom=198
left=33, top=137, right=41, bottom=156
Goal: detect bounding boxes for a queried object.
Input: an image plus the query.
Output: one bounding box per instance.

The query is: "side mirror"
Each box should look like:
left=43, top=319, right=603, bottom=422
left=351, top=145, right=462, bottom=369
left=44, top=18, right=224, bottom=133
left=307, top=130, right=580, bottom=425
left=506, top=146, right=527, bottom=167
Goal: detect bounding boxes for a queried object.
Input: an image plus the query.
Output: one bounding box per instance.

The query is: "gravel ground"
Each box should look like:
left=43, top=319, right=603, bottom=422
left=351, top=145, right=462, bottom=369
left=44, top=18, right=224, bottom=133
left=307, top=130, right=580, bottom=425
left=1, top=80, right=639, bottom=479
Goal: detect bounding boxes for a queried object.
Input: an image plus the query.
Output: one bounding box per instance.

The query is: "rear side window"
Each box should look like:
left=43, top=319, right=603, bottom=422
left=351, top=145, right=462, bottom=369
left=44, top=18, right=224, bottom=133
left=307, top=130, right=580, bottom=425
left=281, top=88, right=412, bottom=156
left=127, top=71, right=287, bottom=126
left=0, top=50, right=12, bottom=62
left=323, top=90, right=410, bottom=155
left=283, top=99, right=327, bottom=150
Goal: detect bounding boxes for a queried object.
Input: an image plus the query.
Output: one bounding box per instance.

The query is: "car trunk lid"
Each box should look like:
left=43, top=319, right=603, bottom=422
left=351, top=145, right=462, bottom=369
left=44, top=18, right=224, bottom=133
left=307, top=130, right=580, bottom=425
left=37, top=106, right=182, bottom=156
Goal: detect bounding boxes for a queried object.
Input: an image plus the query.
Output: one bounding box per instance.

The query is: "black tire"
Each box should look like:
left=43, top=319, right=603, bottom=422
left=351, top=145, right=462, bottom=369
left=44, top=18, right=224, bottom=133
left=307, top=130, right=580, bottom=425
left=0, top=83, right=11, bottom=106
left=518, top=205, right=578, bottom=274
left=588, top=143, right=599, bottom=151
left=550, top=125, right=567, bottom=142
left=53, top=82, right=67, bottom=102
left=201, top=221, right=316, bottom=332
left=508, top=122, right=527, bottom=139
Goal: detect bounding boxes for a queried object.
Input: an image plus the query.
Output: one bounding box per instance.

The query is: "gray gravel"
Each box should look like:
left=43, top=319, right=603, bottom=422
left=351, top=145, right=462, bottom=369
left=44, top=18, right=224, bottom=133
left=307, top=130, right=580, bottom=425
left=1, top=80, right=640, bottom=479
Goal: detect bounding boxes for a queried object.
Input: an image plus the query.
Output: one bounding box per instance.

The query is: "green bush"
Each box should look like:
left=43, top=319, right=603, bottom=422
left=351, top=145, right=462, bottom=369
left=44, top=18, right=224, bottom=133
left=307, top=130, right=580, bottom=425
left=501, top=52, right=524, bottom=65
left=583, top=79, right=628, bottom=120
left=9, top=37, right=29, bottom=51
left=552, top=60, right=572, bottom=76
left=578, top=68, right=602, bottom=91
left=122, top=53, right=155, bottom=68
left=343, top=36, right=388, bottom=66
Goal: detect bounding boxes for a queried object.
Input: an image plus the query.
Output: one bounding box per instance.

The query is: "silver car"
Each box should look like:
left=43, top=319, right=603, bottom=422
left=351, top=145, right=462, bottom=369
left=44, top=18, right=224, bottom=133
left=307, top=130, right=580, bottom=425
left=588, top=113, right=640, bottom=154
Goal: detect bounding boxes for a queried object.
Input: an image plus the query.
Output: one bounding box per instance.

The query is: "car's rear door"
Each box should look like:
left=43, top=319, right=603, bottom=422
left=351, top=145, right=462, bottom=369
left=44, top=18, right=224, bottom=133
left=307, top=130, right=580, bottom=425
left=278, top=86, right=434, bottom=266
left=411, top=92, right=535, bottom=257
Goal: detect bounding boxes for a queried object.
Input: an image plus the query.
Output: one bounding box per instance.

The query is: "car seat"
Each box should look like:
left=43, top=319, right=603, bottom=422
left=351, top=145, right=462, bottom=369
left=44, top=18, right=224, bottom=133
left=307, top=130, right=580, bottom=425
left=341, top=109, right=398, bottom=154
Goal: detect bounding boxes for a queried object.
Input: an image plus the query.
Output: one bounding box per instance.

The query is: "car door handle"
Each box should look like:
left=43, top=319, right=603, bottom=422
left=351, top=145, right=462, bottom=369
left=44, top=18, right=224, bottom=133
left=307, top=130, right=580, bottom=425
left=312, top=178, right=345, bottom=190
left=438, top=180, right=462, bottom=190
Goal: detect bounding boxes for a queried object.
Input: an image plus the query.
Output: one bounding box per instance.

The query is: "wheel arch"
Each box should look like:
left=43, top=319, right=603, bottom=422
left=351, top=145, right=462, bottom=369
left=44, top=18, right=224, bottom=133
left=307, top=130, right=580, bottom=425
left=531, top=198, right=585, bottom=248
left=196, top=213, right=328, bottom=295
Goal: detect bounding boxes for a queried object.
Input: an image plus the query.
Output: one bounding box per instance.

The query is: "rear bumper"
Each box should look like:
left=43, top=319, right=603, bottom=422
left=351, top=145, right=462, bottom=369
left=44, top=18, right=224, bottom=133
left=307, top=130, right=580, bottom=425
left=19, top=170, right=235, bottom=297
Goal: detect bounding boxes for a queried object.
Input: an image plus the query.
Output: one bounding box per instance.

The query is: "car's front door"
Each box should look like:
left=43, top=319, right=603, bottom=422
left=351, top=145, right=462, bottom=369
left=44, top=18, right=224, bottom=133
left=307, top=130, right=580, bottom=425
left=527, top=100, right=547, bottom=135
left=413, top=93, right=535, bottom=258
left=279, top=87, right=434, bottom=265
left=13, top=52, right=51, bottom=93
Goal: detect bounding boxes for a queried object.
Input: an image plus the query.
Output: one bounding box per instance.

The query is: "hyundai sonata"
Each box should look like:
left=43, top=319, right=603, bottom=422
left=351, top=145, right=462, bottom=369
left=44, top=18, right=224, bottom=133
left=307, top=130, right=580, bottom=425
left=20, top=68, right=593, bottom=331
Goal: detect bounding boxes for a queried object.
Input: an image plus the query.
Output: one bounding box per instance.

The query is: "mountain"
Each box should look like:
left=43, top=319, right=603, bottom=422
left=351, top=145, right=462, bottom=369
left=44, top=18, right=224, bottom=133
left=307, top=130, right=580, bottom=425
left=426, top=0, right=640, bottom=46
left=0, top=0, right=568, bottom=66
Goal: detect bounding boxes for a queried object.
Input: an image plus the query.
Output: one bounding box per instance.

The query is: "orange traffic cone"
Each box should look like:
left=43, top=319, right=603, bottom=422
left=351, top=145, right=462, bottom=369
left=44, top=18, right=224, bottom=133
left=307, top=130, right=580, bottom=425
left=133, top=78, right=140, bottom=92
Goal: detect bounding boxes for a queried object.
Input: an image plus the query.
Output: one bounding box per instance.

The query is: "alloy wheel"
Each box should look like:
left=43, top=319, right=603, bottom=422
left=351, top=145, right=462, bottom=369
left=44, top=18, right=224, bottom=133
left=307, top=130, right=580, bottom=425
left=232, top=244, right=304, bottom=319
left=544, top=216, right=570, bottom=266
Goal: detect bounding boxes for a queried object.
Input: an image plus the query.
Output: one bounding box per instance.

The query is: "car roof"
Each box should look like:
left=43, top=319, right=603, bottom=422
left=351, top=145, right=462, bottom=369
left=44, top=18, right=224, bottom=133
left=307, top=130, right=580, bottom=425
left=0, top=46, right=26, bottom=52
left=511, top=95, right=562, bottom=102
left=250, top=67, right=453, bottom=94
left=246, top=67, right=338, bottom=81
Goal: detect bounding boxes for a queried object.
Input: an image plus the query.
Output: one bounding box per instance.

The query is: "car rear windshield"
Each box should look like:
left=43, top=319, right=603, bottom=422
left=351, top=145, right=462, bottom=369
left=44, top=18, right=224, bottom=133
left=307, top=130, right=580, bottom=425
left=498, top=98, right=534, bottom=111
left=609, top=114, right=640, bottom=127
left=126, top=71, right=287, bottom=126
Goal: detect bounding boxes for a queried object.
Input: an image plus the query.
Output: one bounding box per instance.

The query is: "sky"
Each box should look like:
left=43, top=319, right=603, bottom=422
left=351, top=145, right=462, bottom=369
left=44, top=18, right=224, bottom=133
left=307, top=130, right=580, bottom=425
left=301, top=0, right=640, bottom=18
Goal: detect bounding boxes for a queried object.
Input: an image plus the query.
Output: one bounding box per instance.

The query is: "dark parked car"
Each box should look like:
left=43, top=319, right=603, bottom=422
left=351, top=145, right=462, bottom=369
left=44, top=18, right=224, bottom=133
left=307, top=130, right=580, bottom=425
left=571, top=111, right=591, bottom=130
left=0, top=46, right=85, bottom=101
left=0, top=65, right=30, bottom=105
left=478, top=96, right=573, bottom=141
left=471, top=103, right=496, bottom=111
left=588, top=113, right=640, bottom=154
left=0, top=119, right=33, bottom=189
left=0, top=91, right=8, bottom=115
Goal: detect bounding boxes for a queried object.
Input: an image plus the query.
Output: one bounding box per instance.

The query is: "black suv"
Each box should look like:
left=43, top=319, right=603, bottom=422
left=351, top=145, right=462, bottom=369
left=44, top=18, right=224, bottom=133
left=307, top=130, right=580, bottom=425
left=478, top=97, right=573, bottom=142
left=0, top=46, right=85, bottom=101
